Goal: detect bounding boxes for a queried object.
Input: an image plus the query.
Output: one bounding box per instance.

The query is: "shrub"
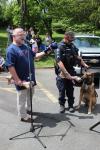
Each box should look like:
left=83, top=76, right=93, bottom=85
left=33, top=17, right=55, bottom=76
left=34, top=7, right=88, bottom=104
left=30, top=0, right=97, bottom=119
left=52, top=22, right=66, bottom=34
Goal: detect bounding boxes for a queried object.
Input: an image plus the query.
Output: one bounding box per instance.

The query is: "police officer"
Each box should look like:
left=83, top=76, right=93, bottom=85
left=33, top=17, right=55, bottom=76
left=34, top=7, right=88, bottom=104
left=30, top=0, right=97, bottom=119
left=55, top=31, right=88, bottom=113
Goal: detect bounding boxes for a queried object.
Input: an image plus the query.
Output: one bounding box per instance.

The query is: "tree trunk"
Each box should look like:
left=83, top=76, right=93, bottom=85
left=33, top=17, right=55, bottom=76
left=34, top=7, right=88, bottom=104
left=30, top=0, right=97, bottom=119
left=17, top=0, right=27, bottom=28
left=43, top=17, right=52, bottom=38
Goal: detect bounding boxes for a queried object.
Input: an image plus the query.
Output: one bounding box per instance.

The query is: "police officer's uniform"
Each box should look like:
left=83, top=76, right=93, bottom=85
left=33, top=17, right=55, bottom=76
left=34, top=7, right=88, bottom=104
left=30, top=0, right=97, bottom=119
left=55, top=41, right=79, bottom=111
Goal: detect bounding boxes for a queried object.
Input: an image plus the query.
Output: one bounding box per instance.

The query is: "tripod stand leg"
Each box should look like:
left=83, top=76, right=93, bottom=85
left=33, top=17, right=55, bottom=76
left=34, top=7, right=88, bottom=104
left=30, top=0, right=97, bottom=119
left=9, top=130, right=30, bottom=140
left=89, top=121, right=100, bottom=130
left=32, top=131, right=47, bottom=148
left=29, top=124, right=44, bottom=137
left=9, top=127, right=47, bottom=148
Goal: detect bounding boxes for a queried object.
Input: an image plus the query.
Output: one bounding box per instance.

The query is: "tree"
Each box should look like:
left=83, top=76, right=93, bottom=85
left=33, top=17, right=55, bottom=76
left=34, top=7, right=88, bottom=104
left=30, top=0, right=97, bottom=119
left=15, top=0, right=27, bottom=27
left=1, top=0, right=100, bottom=34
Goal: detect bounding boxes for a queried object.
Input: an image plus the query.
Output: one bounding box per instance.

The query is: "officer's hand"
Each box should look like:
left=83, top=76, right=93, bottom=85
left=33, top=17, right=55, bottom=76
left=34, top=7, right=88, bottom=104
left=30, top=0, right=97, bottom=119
left=84, top=64, right=89, bottom=69
left=84, top=64, right=90, bottom=72
left=72, top=76, right=82, bottom=82
left=65, top=74, right=75, bottom=80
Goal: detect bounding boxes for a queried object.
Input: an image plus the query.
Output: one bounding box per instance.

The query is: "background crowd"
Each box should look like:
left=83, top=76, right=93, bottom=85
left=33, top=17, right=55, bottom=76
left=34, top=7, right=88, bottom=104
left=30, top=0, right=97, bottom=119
left=0, top=25, right=53, bottom=73
left=6, top=26, right=53, bottom=53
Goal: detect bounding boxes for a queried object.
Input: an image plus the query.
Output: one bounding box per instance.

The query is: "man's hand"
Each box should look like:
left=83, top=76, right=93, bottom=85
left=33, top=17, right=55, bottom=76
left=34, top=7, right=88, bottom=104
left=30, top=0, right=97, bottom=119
left=44, top=42, right=58, bottom=55
left=44, top=47, right=52, bottom=55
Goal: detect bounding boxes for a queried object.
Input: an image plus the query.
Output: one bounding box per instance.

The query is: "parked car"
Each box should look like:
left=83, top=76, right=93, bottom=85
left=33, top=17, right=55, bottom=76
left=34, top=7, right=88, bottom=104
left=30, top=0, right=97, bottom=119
left=73, top=34, right=100, bottom=88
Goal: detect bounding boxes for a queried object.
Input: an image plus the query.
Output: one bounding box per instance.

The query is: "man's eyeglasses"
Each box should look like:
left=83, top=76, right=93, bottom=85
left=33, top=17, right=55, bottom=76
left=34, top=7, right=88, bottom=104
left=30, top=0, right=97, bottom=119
left=13, top=32, right=26, bottom=37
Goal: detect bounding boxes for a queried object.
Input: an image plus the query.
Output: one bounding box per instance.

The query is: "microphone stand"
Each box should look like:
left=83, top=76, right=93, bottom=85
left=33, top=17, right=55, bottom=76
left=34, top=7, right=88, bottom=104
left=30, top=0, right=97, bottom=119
left=89, top=121, right=100, bottom=131
left=9, top=44, right=47, bottom=148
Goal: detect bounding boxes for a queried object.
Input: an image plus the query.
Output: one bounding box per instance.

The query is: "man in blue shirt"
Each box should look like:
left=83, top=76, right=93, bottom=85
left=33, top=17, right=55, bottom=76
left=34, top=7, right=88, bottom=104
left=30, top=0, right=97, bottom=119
left=6, top=28, right=48, bottom=122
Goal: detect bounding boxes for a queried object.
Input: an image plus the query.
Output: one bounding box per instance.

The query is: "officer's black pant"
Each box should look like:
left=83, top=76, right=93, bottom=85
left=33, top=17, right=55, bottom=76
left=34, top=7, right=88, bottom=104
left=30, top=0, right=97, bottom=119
left=56, top=76, right=74, bottom=108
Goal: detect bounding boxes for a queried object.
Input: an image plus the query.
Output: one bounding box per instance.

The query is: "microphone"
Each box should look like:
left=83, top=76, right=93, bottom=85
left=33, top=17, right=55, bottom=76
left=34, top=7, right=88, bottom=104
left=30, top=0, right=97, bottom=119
left=50, top=42, right=58, bottom=49
left=44, top=42, right=58, bottom=54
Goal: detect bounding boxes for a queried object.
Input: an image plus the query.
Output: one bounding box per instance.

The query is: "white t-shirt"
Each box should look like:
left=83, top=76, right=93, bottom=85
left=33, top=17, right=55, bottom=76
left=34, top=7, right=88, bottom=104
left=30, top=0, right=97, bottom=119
left=0, top=56, right=5, bottom=66
left=32, top=40, right=38, bottom=53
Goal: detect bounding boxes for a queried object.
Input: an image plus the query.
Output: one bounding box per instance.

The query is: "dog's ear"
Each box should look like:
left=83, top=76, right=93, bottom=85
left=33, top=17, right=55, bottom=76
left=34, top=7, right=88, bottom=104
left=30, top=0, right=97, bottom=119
left=81, top=72, right=87, bottom=79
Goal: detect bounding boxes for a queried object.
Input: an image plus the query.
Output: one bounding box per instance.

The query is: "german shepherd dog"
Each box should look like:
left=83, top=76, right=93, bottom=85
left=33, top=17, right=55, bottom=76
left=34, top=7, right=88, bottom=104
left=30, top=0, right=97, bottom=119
left=76, top=72, right=98, bottom=114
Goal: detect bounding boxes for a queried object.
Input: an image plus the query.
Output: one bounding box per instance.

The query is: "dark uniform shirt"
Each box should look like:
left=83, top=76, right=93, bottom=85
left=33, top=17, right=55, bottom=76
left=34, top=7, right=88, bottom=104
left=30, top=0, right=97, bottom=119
left=55, top=41, right=79, bottom=75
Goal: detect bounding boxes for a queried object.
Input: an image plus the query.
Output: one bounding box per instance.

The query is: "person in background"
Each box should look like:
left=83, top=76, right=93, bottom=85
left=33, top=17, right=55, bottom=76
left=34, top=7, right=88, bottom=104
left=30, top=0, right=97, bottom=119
left=29, top=27, right=35, bottom=37
left=0, top=52, right=6, bottom=72
left=6, top=25, right=13, bottom=46
left=25, top=29, right=32, bottom=47
left=35, top=33, right=42, bottom=51
left=45, top=32, right=52, bottom=46
left=31, top=35, right=39, bottom=53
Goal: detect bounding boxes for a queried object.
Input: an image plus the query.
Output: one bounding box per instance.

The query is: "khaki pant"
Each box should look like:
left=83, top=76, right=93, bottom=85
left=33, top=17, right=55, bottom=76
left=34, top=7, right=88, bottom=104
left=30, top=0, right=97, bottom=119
left=17, top=87, right=34, bottom=118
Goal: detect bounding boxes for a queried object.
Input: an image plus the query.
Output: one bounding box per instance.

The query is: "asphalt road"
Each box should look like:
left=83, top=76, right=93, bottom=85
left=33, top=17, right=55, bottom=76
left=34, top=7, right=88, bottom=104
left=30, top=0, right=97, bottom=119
left=0, top=69, right=100, bottom=150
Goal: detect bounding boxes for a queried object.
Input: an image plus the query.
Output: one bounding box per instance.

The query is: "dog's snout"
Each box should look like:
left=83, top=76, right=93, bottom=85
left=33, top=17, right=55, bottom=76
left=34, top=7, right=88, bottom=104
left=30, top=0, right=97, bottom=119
left=83, top=76, right=93, bottom=85
left=80, top=76, right=84, bottom=82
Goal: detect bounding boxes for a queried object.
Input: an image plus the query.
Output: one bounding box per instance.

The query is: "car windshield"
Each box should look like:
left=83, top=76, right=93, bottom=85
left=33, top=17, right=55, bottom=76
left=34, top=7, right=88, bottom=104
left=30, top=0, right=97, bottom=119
left=73, top=37, right=100, bottom=48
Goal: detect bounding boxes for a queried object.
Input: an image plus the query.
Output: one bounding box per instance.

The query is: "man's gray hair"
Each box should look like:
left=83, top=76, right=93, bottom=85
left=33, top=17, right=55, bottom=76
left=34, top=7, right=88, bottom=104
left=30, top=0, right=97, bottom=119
left=12, top=28, right=24, bottom=36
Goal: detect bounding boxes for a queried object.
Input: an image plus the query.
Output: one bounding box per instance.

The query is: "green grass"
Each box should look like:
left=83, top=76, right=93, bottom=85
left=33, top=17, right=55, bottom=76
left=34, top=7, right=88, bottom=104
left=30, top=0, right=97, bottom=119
left=35, top=54, right=55, bottom=68
left=0, top=29, right=63, bottom=67
left=0, top=29, right=8, bottom=56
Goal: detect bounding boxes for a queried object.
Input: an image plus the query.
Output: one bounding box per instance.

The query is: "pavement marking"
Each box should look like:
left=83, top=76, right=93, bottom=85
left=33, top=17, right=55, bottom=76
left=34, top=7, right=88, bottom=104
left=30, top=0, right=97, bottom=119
left=0, top=75, right=58, bottom=102
left=37, top=81, right=58, bottom=103
left=0, top=75, right=16, bottom=93
left=0, top=75, right=9, bottom=78
left=0, top=80, right=7, bottom=83
left=0, top=87, right=16, bottom=94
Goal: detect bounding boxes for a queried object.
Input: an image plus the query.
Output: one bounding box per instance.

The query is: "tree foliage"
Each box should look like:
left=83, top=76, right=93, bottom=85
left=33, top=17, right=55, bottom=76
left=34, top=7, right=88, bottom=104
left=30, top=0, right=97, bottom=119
left=0, top=0, right=100, bottom=34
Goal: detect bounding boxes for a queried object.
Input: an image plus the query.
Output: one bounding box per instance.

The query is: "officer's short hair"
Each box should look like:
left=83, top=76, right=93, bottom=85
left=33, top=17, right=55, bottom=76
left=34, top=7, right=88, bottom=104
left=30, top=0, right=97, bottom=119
left=64, top=31, right=75, bottom=37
